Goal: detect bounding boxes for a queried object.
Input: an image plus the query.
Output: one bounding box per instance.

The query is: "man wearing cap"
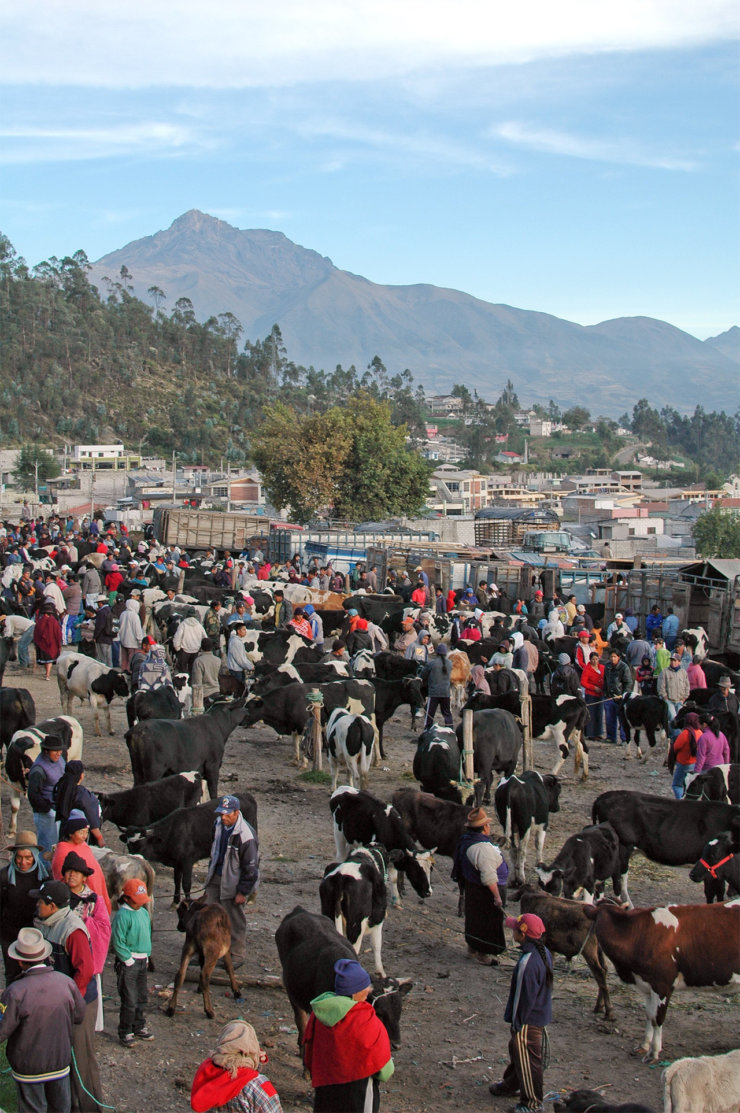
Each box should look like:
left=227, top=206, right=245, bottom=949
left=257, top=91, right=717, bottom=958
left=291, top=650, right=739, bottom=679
left=0, top=831, right=51, bottom=984
left=488, top=913, right=553, bottom=1113
left=34, top=880, right=104, bottom=1110
left=451, top=808, right=506, bottom=966
left=550, top=653, right=581, bottom=699
left=0, top=926, right=85, bottom=1113
left=606, top=612, right=631, bottom=642
left=192, top=638, right=222, bottom=711
left=657, top=652, right=690, bottom=738
left=602, top=650, right=632, bottom=744
left=303, top=957, right=394, bottom=1112
left=204, top=796, right=259, bottom=971
left=27, top=735, right=66, bottom=853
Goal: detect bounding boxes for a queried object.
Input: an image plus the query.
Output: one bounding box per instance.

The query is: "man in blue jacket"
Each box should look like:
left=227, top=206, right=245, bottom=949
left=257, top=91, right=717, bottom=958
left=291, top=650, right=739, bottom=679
left=488, top=913, right=553, bottom=1113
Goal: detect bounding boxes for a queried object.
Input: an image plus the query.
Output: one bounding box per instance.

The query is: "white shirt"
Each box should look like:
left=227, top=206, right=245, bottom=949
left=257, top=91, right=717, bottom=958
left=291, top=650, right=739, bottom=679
left=4, top=615, right=34, bottom=636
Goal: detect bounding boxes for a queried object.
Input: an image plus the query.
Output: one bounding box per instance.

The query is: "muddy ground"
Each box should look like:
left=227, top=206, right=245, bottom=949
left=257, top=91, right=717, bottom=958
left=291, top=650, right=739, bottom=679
left=1, top=659, right=736, bottom=1113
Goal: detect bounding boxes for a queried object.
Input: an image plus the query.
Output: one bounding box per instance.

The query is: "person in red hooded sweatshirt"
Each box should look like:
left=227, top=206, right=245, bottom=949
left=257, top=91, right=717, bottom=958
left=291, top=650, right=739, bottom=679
left=303, top=958, right=394, bottom=1112
left=191, top=1019, right=283, bottom=1113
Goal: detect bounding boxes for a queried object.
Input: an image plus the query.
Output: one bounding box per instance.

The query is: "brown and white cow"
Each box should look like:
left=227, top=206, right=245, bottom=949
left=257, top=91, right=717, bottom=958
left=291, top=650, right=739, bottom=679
left=583, top=899, right=740, bottom=1061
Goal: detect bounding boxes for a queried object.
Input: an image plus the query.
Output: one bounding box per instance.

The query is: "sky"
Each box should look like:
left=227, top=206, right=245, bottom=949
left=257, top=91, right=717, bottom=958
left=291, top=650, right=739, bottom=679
left=1, top=0, right=739, bottom=339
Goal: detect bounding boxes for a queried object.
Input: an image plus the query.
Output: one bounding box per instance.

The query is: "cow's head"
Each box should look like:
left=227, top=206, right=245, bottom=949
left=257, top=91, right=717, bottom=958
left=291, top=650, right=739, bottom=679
left=112, top=671, right=131, bottom=698
left=391, top=848, right=434, bottom=899
left=535, top=862, right=563, bottom=897
left=370, top=976, right=413, bottom=1048
left=542, top=774, right=562, bottom=813
left=121, top=829, right=150, bottom=854
left=175, top=897, right=206, bottom=932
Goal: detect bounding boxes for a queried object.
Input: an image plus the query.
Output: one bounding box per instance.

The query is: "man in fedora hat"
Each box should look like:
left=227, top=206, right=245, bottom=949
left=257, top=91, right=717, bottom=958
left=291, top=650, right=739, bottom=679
left=0, top=926, right=85, bottom=1113
left=27, top=735, right=66, bottom=853
left=33, top=880, right=104, bottom=1111
left=204, top=795, right=259, bottom=971
left=708, top=674, right=739, bottom=718
left=451, top=808, right=507, bottom=966
left=0, top=830, right=51, bottom=983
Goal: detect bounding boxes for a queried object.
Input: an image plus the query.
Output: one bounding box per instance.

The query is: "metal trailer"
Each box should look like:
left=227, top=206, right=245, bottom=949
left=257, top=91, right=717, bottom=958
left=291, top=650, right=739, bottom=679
left=151, top=508, right=267, bottom=553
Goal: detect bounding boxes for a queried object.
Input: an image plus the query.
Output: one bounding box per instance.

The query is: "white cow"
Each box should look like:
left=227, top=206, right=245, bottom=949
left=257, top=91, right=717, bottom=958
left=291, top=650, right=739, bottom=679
left=663, top=1049, right=740, bottom=1113
left=325, top=707, right=375, bottom=791
left=56, top=653, right=130, bottom=736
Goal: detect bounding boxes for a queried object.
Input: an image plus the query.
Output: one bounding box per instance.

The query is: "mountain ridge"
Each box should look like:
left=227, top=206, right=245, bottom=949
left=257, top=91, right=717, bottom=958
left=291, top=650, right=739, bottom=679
left=88, top=210, right=739, bottom=415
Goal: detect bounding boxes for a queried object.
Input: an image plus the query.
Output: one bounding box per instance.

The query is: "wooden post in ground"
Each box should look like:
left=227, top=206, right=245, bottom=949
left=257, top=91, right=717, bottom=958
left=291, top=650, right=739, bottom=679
left=462, top=709, right=474, bottom=785
left=311, top=690, right=323, bottom=772
left=521, top=693, right=533, bottom=771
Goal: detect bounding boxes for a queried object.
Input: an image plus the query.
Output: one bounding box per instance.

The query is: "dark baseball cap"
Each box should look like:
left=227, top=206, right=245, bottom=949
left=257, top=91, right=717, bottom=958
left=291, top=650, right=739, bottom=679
left=215, top=795, right=240, bottom=814
left=30, top=880, right=71, bottom=907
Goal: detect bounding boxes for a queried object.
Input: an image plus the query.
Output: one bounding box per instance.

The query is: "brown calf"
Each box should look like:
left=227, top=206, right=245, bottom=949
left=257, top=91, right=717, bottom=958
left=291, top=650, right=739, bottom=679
left=517, top=883, right=614, bottom=1019
left=166, top=899, right=241, bottom=1018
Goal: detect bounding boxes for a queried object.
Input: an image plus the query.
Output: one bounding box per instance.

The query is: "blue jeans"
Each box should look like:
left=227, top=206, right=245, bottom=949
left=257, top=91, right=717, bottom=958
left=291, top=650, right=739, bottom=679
left=584, top=694, right=604, bottom=738
left=672, top=761, right=695, bottom=799
left=18, top=624, right=35, bottom=667
left=604, top=699, right=627, bottom=742
left=665, top=699, right=681, bottom=741
left=33, top=809, right=59, bottom=853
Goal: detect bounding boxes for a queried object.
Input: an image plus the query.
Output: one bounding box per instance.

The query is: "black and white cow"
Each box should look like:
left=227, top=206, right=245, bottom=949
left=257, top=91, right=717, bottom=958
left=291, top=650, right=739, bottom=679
left=413, top=725, right=465, bottom=803
left=455, top=708, right=522, bottom=806
left=535, top=822, right=622, bottom=903
left=99, top=771, right=205, bottom=829
left=5, top=716, right=83, bottom=836
left=391, top=788, right=469, bottom=858
left=494, top=770, right=561, bottom=884
left=122, top=792, right=257, bottom=904
left=275, top=906, right=412, bottom=1052
left=591, top=789, right=740, bottom=906
left=330, top=787, right=434, bottom=907
left=684, top=764, right=740, bottom=805
left=681, top=626, right=708, bottom=660
left=241, top=628, right=323, bottom=668
left=325, top=707, right=375, bottom=791
left=319, top=845, right=390, bottom=976
left=56, top=653, right=130, bottom=736
left=531, top=695, right=590, bottom=780
left=618, top=695, right=670, bottom=762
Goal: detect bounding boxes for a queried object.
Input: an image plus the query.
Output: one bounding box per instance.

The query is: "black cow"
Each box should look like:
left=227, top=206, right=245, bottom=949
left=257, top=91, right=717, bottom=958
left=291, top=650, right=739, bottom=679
left=531, top=695, right=590, bottom=780
left=618, top=695, right=670, bottom=762
left=462, top=690, right=521, bottom=716
left=372, top=653, right=425, bottom=758
left=343, top=595, right=405, bottom=636
left=591, top=789, right=740, bottom=906
left=701, top=659, right=740, bottom=691
left=413, top=725, right=465, bottom=803
left=494, top=770, right=561, bottom=884
left=125, top=684, right=182, bottom=729
left=535, top=822, right=622, bottom=903
left=684, top=764, right=740, bottom=805
left=319, top=846, right=390, bottom=977
left=125, top=701, right=246, bottom=796
left=689, top=829, right=740, bottom=903
left=330, top=787, right=434, bottom=907
left=0, top=635, right=16, bottom=684
left=275, top=906, right=412, bottom=1052
left=0, top=688, right=36, bottom=753
left=391, top=788, right=468, bottom=858
left=99, top=771, right=205, bottom=829
left=455, top=708, right=522, bottom=806
left=242, top=679, right=376, bottom=765
left=122, top=792, right=257, bottom=903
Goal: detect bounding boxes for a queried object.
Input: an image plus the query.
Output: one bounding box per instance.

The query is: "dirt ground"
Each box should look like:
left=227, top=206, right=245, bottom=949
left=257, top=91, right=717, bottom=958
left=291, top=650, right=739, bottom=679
left=1, top=659, right=737, bottom=1113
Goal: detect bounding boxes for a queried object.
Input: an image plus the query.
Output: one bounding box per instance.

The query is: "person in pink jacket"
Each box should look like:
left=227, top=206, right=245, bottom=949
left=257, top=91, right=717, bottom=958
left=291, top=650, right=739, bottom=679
left=694, top=713, right=730, bottom=774
left=686, top=655, right=707, bottom=690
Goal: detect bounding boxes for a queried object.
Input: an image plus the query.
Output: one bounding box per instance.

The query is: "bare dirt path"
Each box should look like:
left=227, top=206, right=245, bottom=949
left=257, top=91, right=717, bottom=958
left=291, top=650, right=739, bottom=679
left=1, top=661, right=735, bottom=1113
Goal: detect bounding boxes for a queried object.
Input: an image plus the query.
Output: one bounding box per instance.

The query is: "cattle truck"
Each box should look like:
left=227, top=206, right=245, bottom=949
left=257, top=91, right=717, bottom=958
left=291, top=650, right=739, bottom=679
left=151, top=509, right=267, bottom=554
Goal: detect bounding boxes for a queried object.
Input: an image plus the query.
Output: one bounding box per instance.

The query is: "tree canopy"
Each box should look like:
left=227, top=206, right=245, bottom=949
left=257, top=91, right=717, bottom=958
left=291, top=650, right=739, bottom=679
left=252, top=394, right=431, bottom=524
left=691, top=505, right=740, bottom=559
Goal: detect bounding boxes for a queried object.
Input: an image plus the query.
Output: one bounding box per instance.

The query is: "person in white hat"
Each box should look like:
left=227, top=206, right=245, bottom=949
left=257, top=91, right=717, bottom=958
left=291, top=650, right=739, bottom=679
left=0, top=926, right=85, bottom=1113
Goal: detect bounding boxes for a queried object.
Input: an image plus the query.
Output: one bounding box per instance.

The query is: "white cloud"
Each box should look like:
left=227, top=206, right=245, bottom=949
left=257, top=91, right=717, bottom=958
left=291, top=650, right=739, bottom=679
left=492, top=121, right=697, bottom=170
left=0, top=121, right=206, bottom=164
left=1, top=0, right=738, bottom=88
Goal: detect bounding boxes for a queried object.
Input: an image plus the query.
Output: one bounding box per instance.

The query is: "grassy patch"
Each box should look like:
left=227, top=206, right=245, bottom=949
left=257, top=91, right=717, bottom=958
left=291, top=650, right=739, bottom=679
left=297, top=770, right=332, bottom=785
left=0, top=1044, right=16, bottom=1112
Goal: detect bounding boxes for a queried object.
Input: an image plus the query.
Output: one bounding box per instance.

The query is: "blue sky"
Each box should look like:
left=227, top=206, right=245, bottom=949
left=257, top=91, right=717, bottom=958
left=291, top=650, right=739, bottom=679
left=1, top=0, right=738, bottom=339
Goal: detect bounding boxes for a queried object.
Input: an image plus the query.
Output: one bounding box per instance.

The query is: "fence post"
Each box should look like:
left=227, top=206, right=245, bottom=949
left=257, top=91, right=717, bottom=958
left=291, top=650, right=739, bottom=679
left=521, top=693, right=533, bottom=771
left=462, top=709, right=474, bottom=784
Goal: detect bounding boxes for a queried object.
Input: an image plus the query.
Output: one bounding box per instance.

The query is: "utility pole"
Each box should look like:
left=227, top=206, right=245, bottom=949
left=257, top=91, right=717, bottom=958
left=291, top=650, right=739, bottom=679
left=171, top=451, right=177, bottom=506
left=89, top=460, right=95, bottom=519
left=226, top=462, right=231, bottom=514
left=34, top=459, right=39, bottom=514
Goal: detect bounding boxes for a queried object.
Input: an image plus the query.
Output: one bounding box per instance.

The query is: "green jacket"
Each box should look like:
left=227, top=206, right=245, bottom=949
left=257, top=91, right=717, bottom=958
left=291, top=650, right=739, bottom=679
left=112, top=904, right=152, bottom=961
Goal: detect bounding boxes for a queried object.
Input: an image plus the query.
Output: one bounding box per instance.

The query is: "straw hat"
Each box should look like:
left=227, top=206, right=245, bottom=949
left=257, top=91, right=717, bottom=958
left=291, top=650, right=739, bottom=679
left=8, top=927, right=51, bottom=963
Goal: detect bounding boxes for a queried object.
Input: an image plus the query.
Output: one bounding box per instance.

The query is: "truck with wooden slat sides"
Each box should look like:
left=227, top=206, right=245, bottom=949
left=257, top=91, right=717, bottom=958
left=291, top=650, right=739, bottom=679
left=151, top=508, right=268, bottom=553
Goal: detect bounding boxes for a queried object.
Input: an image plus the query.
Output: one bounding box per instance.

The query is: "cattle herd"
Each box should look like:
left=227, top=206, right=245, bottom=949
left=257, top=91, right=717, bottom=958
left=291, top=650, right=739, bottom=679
left=1, top=569, right=739, bottom=1113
